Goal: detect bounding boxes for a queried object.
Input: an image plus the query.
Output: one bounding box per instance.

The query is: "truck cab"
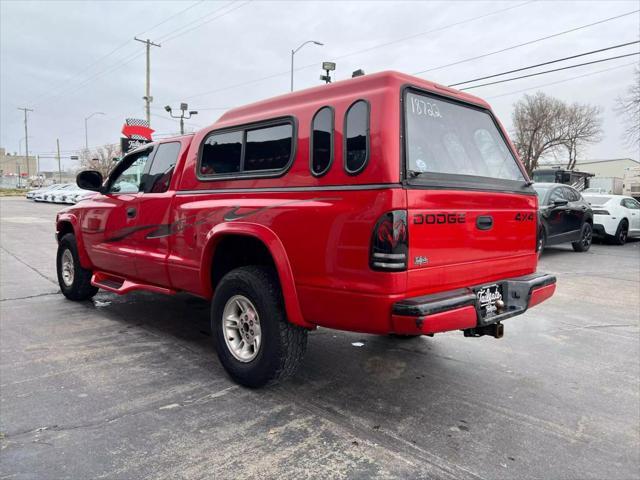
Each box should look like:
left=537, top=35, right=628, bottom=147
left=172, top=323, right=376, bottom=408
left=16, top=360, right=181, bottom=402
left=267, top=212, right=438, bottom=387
left=56, top=71, right=555, bottom=387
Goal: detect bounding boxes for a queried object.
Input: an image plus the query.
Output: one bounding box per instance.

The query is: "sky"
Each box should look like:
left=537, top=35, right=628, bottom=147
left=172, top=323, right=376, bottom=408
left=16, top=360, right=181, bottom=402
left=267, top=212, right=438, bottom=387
left=1, top=0, right=638, bottom=172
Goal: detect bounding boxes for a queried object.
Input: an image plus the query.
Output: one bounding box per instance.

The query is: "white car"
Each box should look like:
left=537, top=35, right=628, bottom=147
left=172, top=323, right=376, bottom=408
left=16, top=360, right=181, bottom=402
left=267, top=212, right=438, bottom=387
left=34, top=184, right=70, bottom=202
left=582, top=194, right=640, bottom=245
left=48, top=184, right=80, bottom=203
left=59, top=188, right=95, bottom=204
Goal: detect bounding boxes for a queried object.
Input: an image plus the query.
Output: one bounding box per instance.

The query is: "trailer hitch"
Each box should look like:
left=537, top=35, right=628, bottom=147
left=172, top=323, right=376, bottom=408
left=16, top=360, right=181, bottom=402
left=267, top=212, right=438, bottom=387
left=463, top=322, right=504, bottom=339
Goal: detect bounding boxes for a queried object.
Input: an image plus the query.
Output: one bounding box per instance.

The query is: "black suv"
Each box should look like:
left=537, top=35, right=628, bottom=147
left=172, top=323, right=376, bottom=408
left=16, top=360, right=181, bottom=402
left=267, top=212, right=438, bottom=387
left=533, top=183, right=594, bottom=252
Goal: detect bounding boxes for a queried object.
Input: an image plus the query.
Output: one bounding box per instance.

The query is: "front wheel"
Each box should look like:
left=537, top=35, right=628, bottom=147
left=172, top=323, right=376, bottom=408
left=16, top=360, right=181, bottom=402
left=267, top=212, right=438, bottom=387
left=212, top=266, right=308, bottom=388
left=572, top=223, right=592, bottom=252
left=56, top=233, right=99, bottom=300
left=609, top=220, right=628, bottom=245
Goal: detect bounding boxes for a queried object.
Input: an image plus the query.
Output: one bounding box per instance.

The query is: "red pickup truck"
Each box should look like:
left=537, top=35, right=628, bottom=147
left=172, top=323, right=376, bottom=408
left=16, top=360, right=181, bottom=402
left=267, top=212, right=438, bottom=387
left=56, top=71, right=556, bottom=387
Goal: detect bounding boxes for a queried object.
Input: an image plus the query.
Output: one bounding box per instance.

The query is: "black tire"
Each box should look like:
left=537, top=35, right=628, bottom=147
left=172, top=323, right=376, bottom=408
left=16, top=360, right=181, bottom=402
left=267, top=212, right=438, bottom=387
left=211, top=266, right=308, bottom=388
left=608, top=220, right=628, bottom=246
left=537, top=228, right=546, bottom=256
left=572, top=223, right=593, bottom=252
left=56, top=233, right=99, bottom=300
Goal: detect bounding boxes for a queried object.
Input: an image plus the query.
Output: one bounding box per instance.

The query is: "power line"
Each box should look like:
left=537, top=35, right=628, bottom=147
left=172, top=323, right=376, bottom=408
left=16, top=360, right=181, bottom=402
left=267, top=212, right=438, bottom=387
left=449, top=40, right=640, bottom=87
left=158, top=1, right=250, bottom=44
left=137, top=0, right=206, bottom=37
left=485, top=62, right=638, bottom=100
left=28, top=1, right=206, bottom=107
left=459, top=52, right=639, bottom=90
left=181, top=0, right=536, bottom=101
left=328, top=0, right=535, bottom=62
left=29, top=1, right=247, bottom=110
left=413, top=9, right=639, bottom=76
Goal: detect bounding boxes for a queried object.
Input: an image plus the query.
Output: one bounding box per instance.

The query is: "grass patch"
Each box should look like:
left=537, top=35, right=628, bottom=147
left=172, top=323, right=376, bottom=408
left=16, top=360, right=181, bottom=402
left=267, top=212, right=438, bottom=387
left=0, top=189, right=27, bottom=197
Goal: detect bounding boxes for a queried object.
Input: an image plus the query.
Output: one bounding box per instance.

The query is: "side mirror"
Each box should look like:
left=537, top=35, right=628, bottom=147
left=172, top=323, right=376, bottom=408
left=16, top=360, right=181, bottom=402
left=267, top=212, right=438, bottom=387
left=552, top=198, right=569, bottom=207
left=76, top=170, right=104, bottom=192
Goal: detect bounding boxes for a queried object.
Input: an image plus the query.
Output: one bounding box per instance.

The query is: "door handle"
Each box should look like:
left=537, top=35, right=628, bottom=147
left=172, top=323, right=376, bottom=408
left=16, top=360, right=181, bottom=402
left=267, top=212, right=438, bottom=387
left=126, top=207, right=137, bottom=219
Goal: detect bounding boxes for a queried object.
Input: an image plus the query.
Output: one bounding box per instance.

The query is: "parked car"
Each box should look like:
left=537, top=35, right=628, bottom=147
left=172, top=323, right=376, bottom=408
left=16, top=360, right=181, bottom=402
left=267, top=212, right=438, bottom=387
left=47, top=184, right=76, bottom=203
left=55, top=71, right=556, bottom=387
left=31, top=184, right=65, bottom=201
left=69, top=190, right=97, bottom=204
left=55, top=187, right=94, bottom=204
left=533, top=182, right=594, bottom=252
left=582, top=194, right=640, bottom=245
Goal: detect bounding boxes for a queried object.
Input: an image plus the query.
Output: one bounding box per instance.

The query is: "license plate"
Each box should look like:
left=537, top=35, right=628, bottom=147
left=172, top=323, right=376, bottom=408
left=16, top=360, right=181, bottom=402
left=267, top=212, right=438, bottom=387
left=476, top=284, right=503, bottom=320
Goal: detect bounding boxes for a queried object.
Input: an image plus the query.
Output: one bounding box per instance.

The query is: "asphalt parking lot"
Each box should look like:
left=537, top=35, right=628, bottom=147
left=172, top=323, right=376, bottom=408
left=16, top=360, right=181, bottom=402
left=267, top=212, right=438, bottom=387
left=1, top=196, right=639, bottom=480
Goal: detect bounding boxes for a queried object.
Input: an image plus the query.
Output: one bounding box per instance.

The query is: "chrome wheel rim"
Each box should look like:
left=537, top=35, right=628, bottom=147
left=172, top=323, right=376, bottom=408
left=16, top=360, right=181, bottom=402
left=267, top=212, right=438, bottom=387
left=61, top=249, right=74, bottom=287
left=222, top=295, right=262, bottom=363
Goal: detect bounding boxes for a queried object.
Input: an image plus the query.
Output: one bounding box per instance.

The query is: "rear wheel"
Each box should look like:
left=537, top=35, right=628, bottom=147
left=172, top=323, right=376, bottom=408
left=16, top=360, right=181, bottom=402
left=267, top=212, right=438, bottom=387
left=572, top=223, right=592, bottom=252
left=537, top=228, right=546, bottom=256
left=608, top=220, right=628, bottom=245
left=56, top=233, right=98, bottom=300
left=212, top=266, right=307, bottom=388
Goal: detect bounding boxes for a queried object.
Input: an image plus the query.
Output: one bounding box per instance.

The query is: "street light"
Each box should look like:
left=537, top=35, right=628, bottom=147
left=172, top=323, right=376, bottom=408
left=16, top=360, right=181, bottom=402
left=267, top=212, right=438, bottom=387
left=84, top=112, right=105, bottom=150
left=164, top=103, right=198, bottom=135
left=291, top=40, right=324, bottom=92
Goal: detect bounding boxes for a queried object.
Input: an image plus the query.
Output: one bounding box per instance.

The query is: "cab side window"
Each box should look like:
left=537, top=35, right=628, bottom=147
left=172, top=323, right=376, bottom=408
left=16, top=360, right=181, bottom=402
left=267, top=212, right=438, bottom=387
left=109, top=151, right=151, bottom=194
left=344, top=100, right=370, bottom=174
left=310, top=107, right=333, bottom=176
left=142, top=142, right=181, bottom=193
left=622, top=198, right=640, bottom=209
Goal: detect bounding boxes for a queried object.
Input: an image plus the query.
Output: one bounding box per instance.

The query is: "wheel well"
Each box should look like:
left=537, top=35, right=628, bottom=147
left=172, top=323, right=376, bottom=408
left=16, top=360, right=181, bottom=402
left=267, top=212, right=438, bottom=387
left=57, top=221, right=74, bottom=242
left=211, top=235, right=276, bottom=291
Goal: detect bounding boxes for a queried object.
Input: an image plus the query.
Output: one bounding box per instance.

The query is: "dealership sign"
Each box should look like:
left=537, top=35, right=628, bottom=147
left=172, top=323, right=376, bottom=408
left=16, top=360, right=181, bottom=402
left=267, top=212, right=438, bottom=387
left=120, top=118, right=154, bottom=154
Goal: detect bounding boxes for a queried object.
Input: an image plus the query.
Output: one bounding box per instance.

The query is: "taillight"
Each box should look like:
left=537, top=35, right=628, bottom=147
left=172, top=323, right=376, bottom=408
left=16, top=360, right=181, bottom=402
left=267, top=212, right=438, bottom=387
left=592, top=209, right=609, bottom=215
left=370, top=210, right=408, bottom=271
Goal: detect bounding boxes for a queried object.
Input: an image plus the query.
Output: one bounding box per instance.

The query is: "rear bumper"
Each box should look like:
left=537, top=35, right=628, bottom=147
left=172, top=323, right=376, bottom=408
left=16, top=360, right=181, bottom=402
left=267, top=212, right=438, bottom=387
left=391, top=272, right=556, bottom=335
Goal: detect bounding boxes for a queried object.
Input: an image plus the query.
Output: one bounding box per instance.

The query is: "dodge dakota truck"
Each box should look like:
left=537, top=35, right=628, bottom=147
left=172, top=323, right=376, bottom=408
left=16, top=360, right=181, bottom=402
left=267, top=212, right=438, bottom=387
left=56, top=71, right=556, bottom=387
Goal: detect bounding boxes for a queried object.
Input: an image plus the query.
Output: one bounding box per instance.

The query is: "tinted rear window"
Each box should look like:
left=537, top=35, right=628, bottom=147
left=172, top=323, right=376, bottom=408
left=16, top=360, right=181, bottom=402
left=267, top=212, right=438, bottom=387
left=405, top=91, right=524, bottom=181
left=344, top=100, right=369, bottom=174
left=244, top=124, right=292, bottom=172
left=201, top=131, right=242, bottom=175
left=311, top=107, right=333, bottom=176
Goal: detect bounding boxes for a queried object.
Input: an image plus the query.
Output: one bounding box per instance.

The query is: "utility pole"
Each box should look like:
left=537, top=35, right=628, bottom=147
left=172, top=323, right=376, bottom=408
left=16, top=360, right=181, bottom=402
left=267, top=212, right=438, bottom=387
left=56, top=138, right=62, bottom=183
left=17, top=107, right=33, bottom=178
left=134, top=37, right=161, bottom=126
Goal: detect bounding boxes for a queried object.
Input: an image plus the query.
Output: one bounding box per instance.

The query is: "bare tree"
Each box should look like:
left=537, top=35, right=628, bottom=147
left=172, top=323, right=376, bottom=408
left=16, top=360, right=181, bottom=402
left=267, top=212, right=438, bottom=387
left=79, top=143, right=120, bottom=178
left=615, top=67, right=640, bottom=147
left=563, top=103, right=603, bottom=170
left=511, top=92, right=568, bottom=175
